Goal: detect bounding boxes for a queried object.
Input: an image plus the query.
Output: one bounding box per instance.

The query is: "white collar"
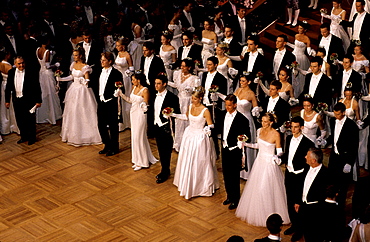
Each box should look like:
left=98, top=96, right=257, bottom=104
left=16, top=68, right=24, bottom=73
left=226, top=110, right=237, bottom=117
left=157, top=89, right=167, bottom=97
left=336, top=116, right=347, bottom=125
left=309, top=163, right=322, bottom=172
left=269, top=95, right=279, bottom=101
left=325, top=199, right=338, bottom=204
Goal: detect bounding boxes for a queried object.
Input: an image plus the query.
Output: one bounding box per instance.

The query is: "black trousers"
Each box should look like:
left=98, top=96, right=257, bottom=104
left=206, top=105, right=222, bottom=156
left=285, top=170, right=306, bottom=229
left=97, top=100, right=119, bottom=152
left=154, top=123, right=173, bottom=176
left=13, top=97, right=37, bottom=142
left=222, top=147, right=242, bottom=203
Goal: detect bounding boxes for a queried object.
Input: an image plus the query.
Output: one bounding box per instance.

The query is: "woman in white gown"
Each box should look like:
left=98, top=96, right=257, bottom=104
left=173, top=86, right=219, bottom=199
left=57, top=48, right=101, bottom=147
left=0, top=50, right=19, bottom=136
left=201, top=19, right=217, bottom=67
left=116, top=72, right=157, bottom=170
left=300, top=96, right=325, bottom=146
left=216, top=43, right=237, bottom=94
left=289, top=22, right=311, bottom=98
left=159, top=31, right=177, bottom=93
left=114, top=38, right=134, bottom=131
left=236, top=113, right=290, bottom=227
left=129, top=22, right=145, bottom=70
left=168, top=9, right=183, bottom=51
left=168, top=59, right=200, bottom=151
left=35, top=40, right=62, bottom=124
left=321, top=0, right=350, bottom=52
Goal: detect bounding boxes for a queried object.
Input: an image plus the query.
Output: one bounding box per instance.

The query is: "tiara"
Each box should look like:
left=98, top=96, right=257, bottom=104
left=158, top=72, right=167, bottom=76
left=242, top=71, right=251, bottom=76
left=184, top=57, right=193, bottom=61
left=354, top=40, right=362, bottom=46
left=302, top=20, right=308, bottom=24
left=218, top=42, right=229, bottom=49
left=304, top=93, right=312, bottom=98
left=193, top=86, right=203, bottom=93
left=345, top=82, right=353, bottom=89
left=135, top=69, right=143, bottom=74
left=162, top=30, right=171, bottom=35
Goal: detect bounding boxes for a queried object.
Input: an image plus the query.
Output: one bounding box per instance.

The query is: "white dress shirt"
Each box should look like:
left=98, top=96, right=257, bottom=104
left=267, top=96, right=279, bottom=112
left=6, top=34, right=17, bottom=53
left=318, top=34, right=332, bottom=62
left=154, top=89, right=168, bottom=127
left=353, top=11, right=366, bottom=41
left=99, top=67, right=113, bottom=102
left=44, top=19, right=55, bottom=36
left=302, top=164, right=322, bottom=203
left=238, top=16, right=246, bottom=44
left=181, top=45, right=191, bottom=60
left=341, top=69, right=352, bottom=98
left=287, top=134, right=304, bottom=174
left=334, top=116, right=346, bottom=154
left=224, top=37, right=233, bottom=44
left=273, top=48, right=286, bottom=79
left=223, top=110, right=237, bottom=149
left=15, top=69, right=25, bottom=98
left=144, top=54, right=154, bottom=85
left=308, top=72, right=323, bottom=97
left=203, top=71, right=217, bottom=106
left=84, top=5, right=94, bottom=24
left=83, top=41, right=91, bottom=62
left=247, top=51, right=258, bottom=72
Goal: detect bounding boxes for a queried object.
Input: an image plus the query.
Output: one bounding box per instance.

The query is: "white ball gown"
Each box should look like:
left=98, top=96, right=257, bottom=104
left=300, top=109, right=320, bottom=146
left=217, top=58, right=234, bottom=94
left=159, top=45, right=176, bottom=93
left=114, top=55, right=132, bottom=131
left=235, top=129, right=290, bottom=227
left=61, top=63, right=102, bottom=146
left=0, top=61, right=19, bottom=135
left=292, top=40, right=310, bottom=97
left=129, top=86, right=157, bottom=168
left=168, top=22, right=183, bottom=51
left=173, top=106, right=220, bottom=199
left=201, top=38, right=215, bottom=67
left=35, top=48, right=62, bottom=124
left=329, top=8, right=350, bottom=52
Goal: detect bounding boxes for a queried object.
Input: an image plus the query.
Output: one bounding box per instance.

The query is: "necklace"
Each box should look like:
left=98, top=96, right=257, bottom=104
left=181, top=72, right=191, bottom=83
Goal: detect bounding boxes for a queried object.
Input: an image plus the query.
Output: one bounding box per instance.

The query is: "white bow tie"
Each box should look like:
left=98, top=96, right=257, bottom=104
left=84, top=42, right=90, bottom=46
left=157, top=92, right=165, bottom=97
left=226, top=113, right=234, bottom=118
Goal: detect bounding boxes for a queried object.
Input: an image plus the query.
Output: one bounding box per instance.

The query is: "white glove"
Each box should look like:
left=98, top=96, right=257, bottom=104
left=237, top=141, right=244, bottom=149
left=145, top=23, right=152, bottom=30
left=54, top=62, right=60, bottom=68
left=279, top=125, right=286, bottom=133
left=81, top=78, right=89, bottom=86
left=187, top=26, right=195, bottom=32
left=184, top=86, right=194, bottom=94
left=216, top=92, right=226, bottom=100
left=245, top=143, right=259, bottom=149
left=316, top=137, right=327, bottom=147
left=251, top=106, right=263, bottom=117
left=57, top=75, right=73, bottom=82
left=125, top=69, right=132, bottom=76
left=288, top=98, right=299, bottom=106
left=307, top=47, right=316, bottom=57
left=253, top=77, right=260, bottom=84
left=203, top=124, right=214, bottom=136
left=276, top=148, right=283, bottom=157
left=113, top=89, right=121, bottom=97
left=228, top=68, right=238, bottom=77
left=139, top=102, right=148, bottom=112
left=172, top=113, right=188, bottom=120
left=272, top=155, right=282, bottom=165
left=343, top=164, right=352, bottom=173
left=357, top=120, right=364, bottom=129
left=210, top=93, right=218, bottom=102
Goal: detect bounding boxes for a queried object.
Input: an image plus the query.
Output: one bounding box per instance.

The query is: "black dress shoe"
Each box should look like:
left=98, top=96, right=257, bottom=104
left=28, top=140, right=36, bottom=145
left=156, top=174, right=169, bottom=184
left=106, top=150, right=119, bottom=156
left=228, top=203, right=238, bottom=210
left=156, top=173, right=162, bottom=179
left=284, top=226, right=295, bottom=235
left=17, top=139, right=27, bottom=144
left=99, top=148, right=109, bottom=154
left=291, top=232, right=303, bottom=241
left=223, top=199, right=231, bottom=205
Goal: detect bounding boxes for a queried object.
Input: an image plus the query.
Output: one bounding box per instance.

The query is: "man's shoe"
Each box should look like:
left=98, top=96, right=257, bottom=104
left=28, top=140, right=35, bottom=145
left=284, top=226, right=295, bottom=235
left=155, top=173, right=162, bottom=179
left=156, top=174, right=169, bottom=184
left=17, top=139, right=27, bottom=144
left=228, top=203, right=238, bottom=210
left=223, top=199, right=231, bottom=205
left=106, top=150, right=119, bottom=156
left=291, top=232, right=303, bottom=241
left=99, top=148, right=109, bottom=154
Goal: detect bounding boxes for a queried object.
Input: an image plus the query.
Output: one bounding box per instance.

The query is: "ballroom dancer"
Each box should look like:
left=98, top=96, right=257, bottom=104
left=272, top=35, right=296, bottom=81
left=173, top=86, right=219, bottom=199
left=116, top=72, right=158, bottom=170
left=5, top=57, right=41, bottom=145
left=57, top=48, right=101, bottom=147
left=35, top=38, right=62, bottom=125
left=216, top=42, right=237, bottom=94
left=91, top=52, right=122, bottom=156
left=201, top=18, right=217, bottom=67
left=167, top=59, right=200, bottom=151
left=114, top=38, right=134, bottom=131
left=221, top=94, right=251, bottom=210
left=168, top=9, right=183, bottom=51
left=236, top=113, right=290, bottom=227
left=153, top=74, right=180, bottom=183
left=159, top=31, right=177, bottom=86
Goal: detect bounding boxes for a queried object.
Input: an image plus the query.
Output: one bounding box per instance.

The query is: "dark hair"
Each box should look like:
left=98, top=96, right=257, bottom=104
left=343, top=54, right=354, bottom=63
left=182, top=31, right=193, bottom=40
left=317, top=47, right=326, bottom=57
left=326, top=185, right=339, bottom=199
left=266, top=214, right=283, bottom=234
left=82, top=30, right=92, bottom=36
left=291, top=116, right=304, bottom=126
left=133, top=73, right=148, bottom=87
left=207, top=56, right=219, bottom=65
left=333, top=102, right=346, bottom=112
left=236, top=4, right=247, bottom=10
left=73, top=47, right=86, bottom=63
left=224, top=25, right=233, bottom=31
left=359, top=205, right=370, bottom=224
left=356, top=0, right=365, bottom=6
left=204, top=18, right=214, bottom=26
left=181, top=59, right=195, bottom=71
left=354, top=44, right=364, bottom=52
left=270, top=80, right=282, bottom=90
left=320, top=22, right=331, bottom=31
left=308, top=147, right=323, bottom=164
left=156, top=72, right=168, bottom=84
left=162, top=31, right=173, bottom=41
left=299, top=21, right=310, bottom=30
left=344, top=87, right=353, bottom=94
left=143, top=41, right=155, bottom=51
left=311, top=56, right=323, bottom=66
left=101, top=52, right=115, bottom=64
left=226, top=235, right=244, bottom=242
left=247, top=35, right=260, bottom=46
left=116, top=37, right=130, bottom=49
left=225, top=94, right=237, bottom=104
left=333, top=0, right=342, bottom=3
left=278, top=67, right=291, bottom=79
left=302, top=96, right=315, bottom=106
left=277, top=34, right=288, bottom=43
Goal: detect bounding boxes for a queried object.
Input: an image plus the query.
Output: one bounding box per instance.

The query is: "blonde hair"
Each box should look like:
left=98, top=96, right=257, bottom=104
left=192, top=86, right=205, bottom=99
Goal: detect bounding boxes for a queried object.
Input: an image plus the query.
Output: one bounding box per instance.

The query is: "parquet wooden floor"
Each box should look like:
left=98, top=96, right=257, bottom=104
left=0, top=121, right=314, bottom=241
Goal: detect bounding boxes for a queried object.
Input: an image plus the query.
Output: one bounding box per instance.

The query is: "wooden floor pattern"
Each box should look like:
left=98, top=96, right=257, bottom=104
left=0, top=122, right=301, bottom=241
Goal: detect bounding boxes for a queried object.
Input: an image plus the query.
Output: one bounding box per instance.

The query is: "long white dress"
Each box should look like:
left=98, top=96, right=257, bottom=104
left=129, top=86, right=158, bottom=167
left=168, top=22, right=183, bottom=51
left=236, top=129, right=290, bottom=227
left=237, top=98, right=257, bottom=180
left=36, top=48, right=62, bottom=124
left=330, top=8, right=350, bottom=52
left=173, top=106, right=219, bottom=199
left=168, top=71, right=200, bottom=151
left=61, top=64, right=102, bottom=146
left=300, top=109, right=319, bottom=146
left=114, top=56, right=131, bottom=131
left=0, top=61, right=19, bottom=135
left=292, top=40, right=310, bottom=97
left=217, top=58, right=233, bottom=94
left=160, top=45, right=176, bottom=93
left=201, top=38, right=215, bottom=67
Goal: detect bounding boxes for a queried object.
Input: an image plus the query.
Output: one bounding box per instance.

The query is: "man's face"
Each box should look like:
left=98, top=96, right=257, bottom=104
left=83, top=35, right=92, bottom=43
left=143, top=46, right=154, bottom=57
left=247, top=40, right=257, bottom=52
left=100, top=56, right=111, bottom=68
left=269, top=85, right=279, bottom=97
left=310, top=62, right=321, bottom=75
left=4, top=25, right=13, bottom=36
left=334, top=110, right=345, bottom=121
left=182, top=35, right=192, bottom=47
left=356, top=2, right=365, bottom=13
left=342, top=58, right=352, bottom=70
left=276, top=37, right=285, bottom=49
left=1, top=12, right=9, bottom=22
left=291, top=122, right=303, bottom=136
left=225, top=100, right=237, bottom=113
left=15, top=58, right=25, bottom=71
left=155, top=79, right=167, bottom=92
left=206, top=60, right=217, bottom=72
left=224, top=27, right=233, bottom=38
left=237, top=8, right=246, bottom=18
left=305, top=151, right=315, bottom=167
left=320, top=27, right=330, bottom=38
left=184, top=3, right=193, bottom=12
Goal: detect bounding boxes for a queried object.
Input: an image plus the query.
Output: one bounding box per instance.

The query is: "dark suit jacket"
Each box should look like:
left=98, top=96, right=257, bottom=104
left=282, top=134, right=315, bottom=171
left=179, top=10, right=199, bottom=31
left=5, top=68, right=42, bottom=109
left=225, top=15, right=249, bottom=44
left=222, top=1, right=237, bottom=18
left=155, top=90, right=180, bottom=131
left=260, top=96, right=291, bottom=129
left=272, top=48, right=296, bottom=80
left=254, top=236, right=281, bottom=242
left=176, top=44, right=203, bottom=68
left=328, top=117, right=359, bottom=169
left=90, top=67, right=124, bottom=104
left=300, top=73, right=333, bottom=106
left=341, top=12, right=370, bottom=50
left=295, top=165, right=329, bottom=204
left=222, top=37, right=243, bottom=56
left=0, top=33, right=23, bottom=59
left=140, top=55, right=165, bottom=91
left=201, top=71, right=227, bottom=109
left=318, top=34, right=344, bottom=65
left=23, top=37, right=40, bottom=71
left=220, top=111, right=251, bottom=148
left=76, top=40, right=102, bottom=68
left=333, top=68, right=362, bottom=97
left=241, top=51, right=269, bottom=77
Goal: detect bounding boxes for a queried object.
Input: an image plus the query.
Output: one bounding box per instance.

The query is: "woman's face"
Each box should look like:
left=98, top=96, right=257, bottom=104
left=215, top=46, right=224, bottom=56
left=180, top=62, right=190, bottom=74
left=161, top=35, right=169, bottom=45
left=303, top=101, right=314, bottom=112
left=132, top=76, right=139, bottom=86
left=354, top=46, right=362, bottom=55
left=204, top=21, right=211, bottom=30
left=116, top=42, right=124, bottom=52
left=73, top=51, right=81, bottom=62
left=191, top=95, right=201, bottom=105
left=298, top=25, right=305, bottom=34
left=333, top=1, right=339, bottom=8
left=261, top=116, right=272, bottom=128
left=215, top=11, right=223, bottom=19
left=239, top=76, right=249, bottom=88
left=279, top=70, right=288, bottom=82
left=344, top=90, right=353, bottom=100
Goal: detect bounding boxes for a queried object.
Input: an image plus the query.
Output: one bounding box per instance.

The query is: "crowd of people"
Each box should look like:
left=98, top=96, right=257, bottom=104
left=1, top=0, right=370, bottom=241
